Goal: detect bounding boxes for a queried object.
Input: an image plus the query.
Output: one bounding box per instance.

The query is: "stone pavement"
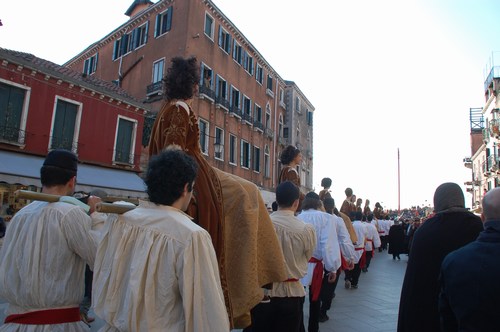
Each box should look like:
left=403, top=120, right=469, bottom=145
left=0, top=251, right=407, bottom=331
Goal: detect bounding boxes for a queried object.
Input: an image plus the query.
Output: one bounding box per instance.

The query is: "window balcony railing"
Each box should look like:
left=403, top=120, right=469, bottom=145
left=215, top=96, right=230, bottom=112
left=146, top=81, right=164, bottom=96
left=278, top=137, right=287, bottom=145
left=199, top=85, right=216, bottom=101
left=253, top=121, right=264, bottom=132
left=266, top=88, right=274, bottom=98
left=50, top=137, right=79, bottom=153
left=114, top=149, right=136, bottom=165
left=242, top=112, right=252, bottom=124
left=265, top=128, right=274, bottom=139
left=229, top=106, right=242, bottom=119
left=0, top=125, right=26, bottom=145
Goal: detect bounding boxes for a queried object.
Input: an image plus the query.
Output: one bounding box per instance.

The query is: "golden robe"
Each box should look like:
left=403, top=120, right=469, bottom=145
left=149, top=100, right=287, bottom=328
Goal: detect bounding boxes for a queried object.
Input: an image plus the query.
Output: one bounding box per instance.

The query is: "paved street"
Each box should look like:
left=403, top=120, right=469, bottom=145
left=0, top=251, right=407, bottom=331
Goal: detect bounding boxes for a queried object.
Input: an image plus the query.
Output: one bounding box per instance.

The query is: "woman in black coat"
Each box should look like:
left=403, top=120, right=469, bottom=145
left=388, top=220, right=405, bottom=260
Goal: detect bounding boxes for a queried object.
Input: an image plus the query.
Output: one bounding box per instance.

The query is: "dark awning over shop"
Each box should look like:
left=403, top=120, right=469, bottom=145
left=0, top=150, right=147, bottom=199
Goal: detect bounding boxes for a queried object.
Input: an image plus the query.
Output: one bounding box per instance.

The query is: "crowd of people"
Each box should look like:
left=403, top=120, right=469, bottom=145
left=0, top=56, right=499, bottom=332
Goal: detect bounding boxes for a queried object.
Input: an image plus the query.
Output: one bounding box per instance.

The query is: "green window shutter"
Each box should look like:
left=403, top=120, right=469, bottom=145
left=52, top=100, right=77, bottom=150
left=115, top=118, right=133, bottom=163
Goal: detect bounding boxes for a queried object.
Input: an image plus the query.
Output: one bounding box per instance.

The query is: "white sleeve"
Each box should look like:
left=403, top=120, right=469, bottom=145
left=372, top=225, right=381, bottom=248
left=321, top=216, right=341, bottom=272
left=178, top=229, right=230, bottom=332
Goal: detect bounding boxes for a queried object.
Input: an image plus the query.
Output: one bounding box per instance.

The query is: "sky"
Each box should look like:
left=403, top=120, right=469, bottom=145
left=2, top=0, right=499, bottom=210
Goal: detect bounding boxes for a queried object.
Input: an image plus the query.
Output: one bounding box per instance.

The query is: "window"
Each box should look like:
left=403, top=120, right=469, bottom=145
left=254, top=104, right=262, bottom=124
left=265, top=104, right=271, bottom=128
left=83, top=53, right=98, bottom=75
left=229, top=134, right=237, bottom=165
left=233, top=41, right=242, bottom=65
left=279, top=88, right=284, bottom=103
left=279, top=114, right=284, bottom=137
left=256, top=64, right=263, bottom=85
left=130, top=23, right=149, bottom=50
left=267, top=74, right=273, bottom=91
left=112, top=33, right=130, bottom=60
left=230, top=86, right=240, bottom=110
left=264, top=145, right=270, bottom=178
left=296, top=122, right=301, bottom=139
left=243, top=95, right=251, bottom=117
left=50, top=97, right=82, bottom=153
left=307, top=110, right=313, bottom=126
left=214, top=127, right=224, bottom=160
left=253, top=146, right=260, bottom=173
left=241, top=140, right=250, bottom=169
left=0, top=80, right=29, bottom=144
left=114, top=116, right=137, bottom=164
left=204, top=13, right=214, bottom=39
left=216, top=75, right=228, bottom=100
left=243, top=51, right=254, bottom=75
left=283, top=127, right=289, bottom=138
left=155, top=7, right=173, bottom=37
left=152, top=59, right=165, bottom=83
left=200, top=63, right=213, bottom=89
left=218, top=26, right=231, bottom=54
left=199, top=118, right=209, bottom=155
left=295, top=96, right=301, bottom=112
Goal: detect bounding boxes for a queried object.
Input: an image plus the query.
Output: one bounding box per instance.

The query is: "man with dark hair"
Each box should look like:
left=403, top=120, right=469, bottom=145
left=318, top=177, right=332, bottom=201
left=92, top=148, right=230, bottom=331
left=0, top=149, right=101, bottom=331
left=344, top=211, right=368, bottom=289
left=340, top=187, right=354, bottom=216
left=250, top=181, right=316, bottom=332
left=439, top=187, right=500, bottom=330
left=398, top=182, right=483, bottom=332
left=298, top=191, right=341, bottom=332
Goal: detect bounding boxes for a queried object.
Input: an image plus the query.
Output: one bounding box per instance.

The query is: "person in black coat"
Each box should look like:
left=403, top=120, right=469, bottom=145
left=388, top=220, right=405, bottom=260
left=439, top=187, right=500, bottom=331
left=397, top=182, right=483, bottom=332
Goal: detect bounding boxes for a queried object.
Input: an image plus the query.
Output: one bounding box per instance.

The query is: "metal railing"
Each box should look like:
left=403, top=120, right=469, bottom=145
left=229, top=105, right=242, bottom=118
left=215, top=96, right=230, bottom=111
left=146, top=81, right=164, bottom=96
left=0, top=125, right=26, bottom=144
left=265, top=128, right=274, bottom=139
left=50, top=136, right=79, bottom=153
left=199, top=85, right=216, bottom=100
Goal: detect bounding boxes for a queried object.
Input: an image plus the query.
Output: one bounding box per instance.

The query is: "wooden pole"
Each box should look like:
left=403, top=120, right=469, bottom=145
left=95, top=202, right=136, bottom=214
left=398, top=148, right=401, bottom=214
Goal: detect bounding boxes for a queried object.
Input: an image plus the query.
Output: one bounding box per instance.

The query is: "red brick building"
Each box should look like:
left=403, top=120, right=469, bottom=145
left=65, top=0, right=315, bottom=203
left=0, top=47, right=148, bottom=214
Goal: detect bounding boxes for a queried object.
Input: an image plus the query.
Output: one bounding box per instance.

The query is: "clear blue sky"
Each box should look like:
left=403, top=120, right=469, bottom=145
left=2, top=0, right=500, bottom=209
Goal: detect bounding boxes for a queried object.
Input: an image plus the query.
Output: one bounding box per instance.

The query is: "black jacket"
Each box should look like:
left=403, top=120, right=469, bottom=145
left=397, top=210, right=483, bottom=332
left=439, top=220, right=500, bottom=331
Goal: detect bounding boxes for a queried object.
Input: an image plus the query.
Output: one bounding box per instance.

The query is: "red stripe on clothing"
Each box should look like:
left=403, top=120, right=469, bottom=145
left=308, top=257, right=323, bottom=301
left=5, top=307, right=81, bottom=325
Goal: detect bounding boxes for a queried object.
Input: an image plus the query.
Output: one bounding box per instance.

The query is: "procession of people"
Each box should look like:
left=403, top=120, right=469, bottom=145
left=0, top=56, right=498, bottom=332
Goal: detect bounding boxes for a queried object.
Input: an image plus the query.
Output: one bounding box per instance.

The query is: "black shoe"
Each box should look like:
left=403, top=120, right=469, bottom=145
left=351, top=284, right=358, bottom=289
left=362, top=268, right=368, bottom=272
left=318, top=313, right=329, bottom=323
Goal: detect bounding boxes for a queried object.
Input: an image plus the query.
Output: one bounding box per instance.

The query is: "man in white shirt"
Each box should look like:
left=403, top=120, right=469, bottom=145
left=250, top=181, right=316, bottom=332
left=363, top=214, right=382, bottom=272
left=344, top=211, right=368, bottom=289
left=0, top=149, right=100, bottom=331
left=298, top=192, right=341, bottom=332
left=92, top=149, right=230, bottom=331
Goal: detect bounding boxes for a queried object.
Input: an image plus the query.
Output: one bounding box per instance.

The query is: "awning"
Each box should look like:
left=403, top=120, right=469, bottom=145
left=0, top=150, right=147, bottom=199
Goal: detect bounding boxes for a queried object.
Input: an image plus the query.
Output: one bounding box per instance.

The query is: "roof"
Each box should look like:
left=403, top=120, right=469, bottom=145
left=0, top=47, right=147, bottom=110
left=125, top=0, right=154, bottom=16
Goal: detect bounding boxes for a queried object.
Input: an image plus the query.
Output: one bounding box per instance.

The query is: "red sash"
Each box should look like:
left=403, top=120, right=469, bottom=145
left=308, top=257, right=323, bottom=301
left=366, top=239, right=374, bottom=256
left=355, top=247, right=367, bottom=269
left=284, top=278, right=299, bottom=282
left=341, top=253, right=351, bottom=271
left=4, top=307, right=81, bottom=325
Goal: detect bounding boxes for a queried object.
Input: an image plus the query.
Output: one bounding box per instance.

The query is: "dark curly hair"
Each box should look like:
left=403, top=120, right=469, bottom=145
left=145, top=148, right=198, bottom=206
left=163, top=56, right=200, bottom=101
left=280, top=145, right=301, bottom=165
left=321, top=177, right=332, bottom=188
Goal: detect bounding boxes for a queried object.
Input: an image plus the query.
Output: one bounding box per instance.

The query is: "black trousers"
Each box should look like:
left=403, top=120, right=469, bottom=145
left=306, top=285, right=320, bottom=332
left=319, top=268, right=340, bottom=315
left=365, top=250, right=373, bottom=269
left=344, top=263, right=362, bottom=286
left=250, top=296, right=304, bottom=332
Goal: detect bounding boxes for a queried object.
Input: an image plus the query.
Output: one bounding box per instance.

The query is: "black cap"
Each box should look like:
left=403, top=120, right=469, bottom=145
left=305, top=191, right=320, bottom=200
left=43, top=149, right=78, bottom=172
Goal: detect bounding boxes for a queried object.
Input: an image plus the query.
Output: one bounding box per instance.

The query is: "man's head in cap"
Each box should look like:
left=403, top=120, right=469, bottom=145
left=40, top=149, right=78, bottom=193
left=433, top=182, right=465, bottom=213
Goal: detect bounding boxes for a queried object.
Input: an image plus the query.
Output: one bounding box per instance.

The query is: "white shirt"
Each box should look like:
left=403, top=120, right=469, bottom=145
left=332, top=214, right=356, bottom=263
left=364, top=221, right=382, bottom=251
left=0, top=201, right=98, bottom=332
left=352, top=220, right=368, bottom=263
left=92, top=201, right=230, bottom=332
left=269, top=210, right=316, bottom=298
left=376, top=218, right=386, bottom=235
left=297, top=209, right=341, bottom=286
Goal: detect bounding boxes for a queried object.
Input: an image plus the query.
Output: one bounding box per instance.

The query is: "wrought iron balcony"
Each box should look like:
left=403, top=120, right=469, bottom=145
left=199, top=85, right=216, bottom=101
left=114, top=149, right=136, bottom=165
left=146, top=81, right=164, bottom=96
left=215, top=96, right=230, bottom=112
left=0, top=125, right=26, bottom=145
left=463, top=157, right=472, bottom=169
left=242, top=112, right=252, bottom=124
left=253, top=121, right=264, bottom=131
left=50, top=137, right=79, bottom=153
left=229, top=106, right=242, bottom=118
left=278, top=137, right=287, bottom=145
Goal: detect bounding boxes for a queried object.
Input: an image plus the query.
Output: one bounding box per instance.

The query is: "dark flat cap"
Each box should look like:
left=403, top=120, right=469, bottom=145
left=43, top=149, right=78, bottom=172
